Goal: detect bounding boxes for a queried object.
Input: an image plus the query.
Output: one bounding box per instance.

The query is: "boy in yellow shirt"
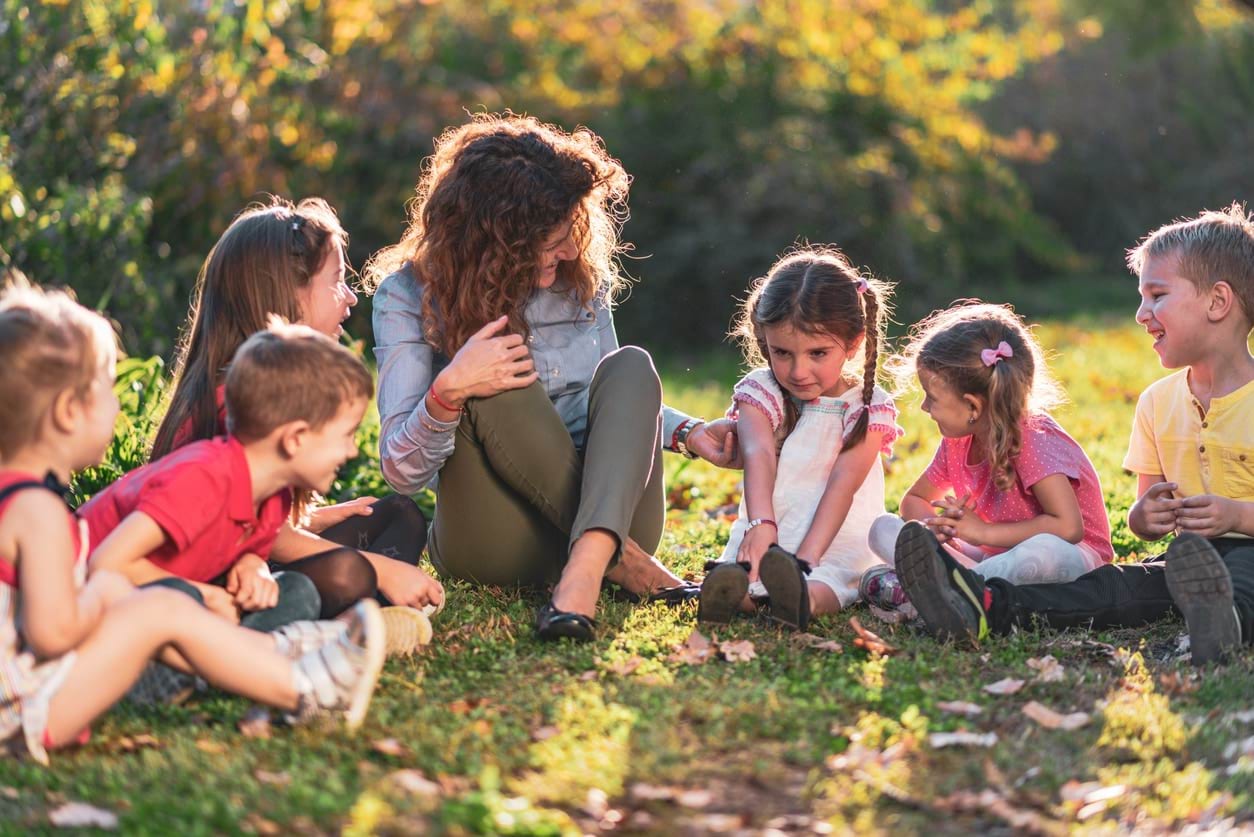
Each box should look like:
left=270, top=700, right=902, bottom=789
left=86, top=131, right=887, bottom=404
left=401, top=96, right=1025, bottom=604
left=897, top=203, right=1254, bottom=664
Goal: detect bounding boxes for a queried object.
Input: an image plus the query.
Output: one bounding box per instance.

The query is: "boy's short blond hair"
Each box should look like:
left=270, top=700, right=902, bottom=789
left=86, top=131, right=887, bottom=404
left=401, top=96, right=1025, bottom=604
left=1127, top=203, right=1254, bottom=324
left=224, top=319, right=373, bottom=442
left=0, top=278, right=118, bottom=459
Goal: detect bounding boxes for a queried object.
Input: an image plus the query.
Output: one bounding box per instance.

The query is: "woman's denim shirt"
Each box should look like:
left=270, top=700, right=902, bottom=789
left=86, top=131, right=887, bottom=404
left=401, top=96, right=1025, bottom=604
left=372, top=266, right=691, bottom=494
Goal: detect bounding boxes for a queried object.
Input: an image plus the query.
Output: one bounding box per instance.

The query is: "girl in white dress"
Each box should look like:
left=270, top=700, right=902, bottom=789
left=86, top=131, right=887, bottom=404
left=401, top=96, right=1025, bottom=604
left=699, top=247, right=902, bottom=630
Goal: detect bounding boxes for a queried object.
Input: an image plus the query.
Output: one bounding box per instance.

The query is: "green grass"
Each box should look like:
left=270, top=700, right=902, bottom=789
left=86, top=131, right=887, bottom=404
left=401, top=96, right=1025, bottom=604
left=4, top=313, right=1254, bottom=834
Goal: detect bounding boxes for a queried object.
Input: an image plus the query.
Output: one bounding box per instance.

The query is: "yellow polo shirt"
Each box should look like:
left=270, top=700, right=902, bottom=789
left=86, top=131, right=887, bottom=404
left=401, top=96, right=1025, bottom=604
left=1123, top=369, right=1254, bottom=504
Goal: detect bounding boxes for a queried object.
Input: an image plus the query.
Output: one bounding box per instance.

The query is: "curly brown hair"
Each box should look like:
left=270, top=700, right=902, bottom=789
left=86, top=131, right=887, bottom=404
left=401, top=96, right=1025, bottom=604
left=364, top=113, right=631, bottom=354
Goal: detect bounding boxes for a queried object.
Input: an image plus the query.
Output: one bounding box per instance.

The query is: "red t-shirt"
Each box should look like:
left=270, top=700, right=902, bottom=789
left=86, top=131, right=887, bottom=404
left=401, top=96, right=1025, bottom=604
left=0, top=471, right=83, bottom=588
left=79, top=437, right=291, bottom=582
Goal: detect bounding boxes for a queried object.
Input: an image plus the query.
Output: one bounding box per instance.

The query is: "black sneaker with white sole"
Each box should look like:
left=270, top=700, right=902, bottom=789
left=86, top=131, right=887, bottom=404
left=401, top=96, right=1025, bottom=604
left=894, top=521, right=990, bottom=645
left=1164, top=534, right=1242, bottom=665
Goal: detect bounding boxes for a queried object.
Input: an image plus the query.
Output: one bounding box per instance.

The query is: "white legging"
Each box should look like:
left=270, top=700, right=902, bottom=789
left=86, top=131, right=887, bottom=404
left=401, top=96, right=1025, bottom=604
left=867, top=513, right=1095, bottom=585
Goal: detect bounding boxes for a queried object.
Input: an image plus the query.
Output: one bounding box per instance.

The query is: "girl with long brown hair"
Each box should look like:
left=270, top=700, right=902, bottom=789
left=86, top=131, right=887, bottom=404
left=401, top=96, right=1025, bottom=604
left=696, top=248, right=903, bottom=631
left=367, top=113, right=734, bottom=641
left=152, top=197, right=444, bottom=622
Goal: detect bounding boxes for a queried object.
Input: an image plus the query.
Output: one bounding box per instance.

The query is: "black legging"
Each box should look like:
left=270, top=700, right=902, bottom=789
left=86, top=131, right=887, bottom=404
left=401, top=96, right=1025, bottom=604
left=280, top=495, right=428, bottom=617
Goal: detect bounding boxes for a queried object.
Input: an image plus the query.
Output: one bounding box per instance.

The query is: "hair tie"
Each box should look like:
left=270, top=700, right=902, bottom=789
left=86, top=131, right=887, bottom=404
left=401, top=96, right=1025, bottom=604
left=854, top=278, right=870, bottom=295
left=980, top=341, right=1013, bottom=367
left=290, top=215, right=306, bottom=232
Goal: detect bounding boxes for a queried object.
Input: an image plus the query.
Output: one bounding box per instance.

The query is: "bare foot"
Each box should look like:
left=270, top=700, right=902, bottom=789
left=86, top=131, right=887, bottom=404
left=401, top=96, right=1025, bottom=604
left=604, top=538, right=685, bottom=597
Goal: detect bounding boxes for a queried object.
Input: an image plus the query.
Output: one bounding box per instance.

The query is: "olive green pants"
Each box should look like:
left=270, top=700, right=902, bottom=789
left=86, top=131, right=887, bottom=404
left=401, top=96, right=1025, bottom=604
left=427, top=346, right=666, bottom=587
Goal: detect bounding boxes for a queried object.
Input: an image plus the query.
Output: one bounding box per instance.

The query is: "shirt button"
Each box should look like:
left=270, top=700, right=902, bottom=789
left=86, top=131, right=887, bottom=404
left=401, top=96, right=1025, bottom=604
left=1202, top=421, right=1208, bottom=428
left=1199, top=445, right=1205, bottom=453
left=527, top=335, right=535, bottom=343
left=1242, top=454, right=1248, bottom=462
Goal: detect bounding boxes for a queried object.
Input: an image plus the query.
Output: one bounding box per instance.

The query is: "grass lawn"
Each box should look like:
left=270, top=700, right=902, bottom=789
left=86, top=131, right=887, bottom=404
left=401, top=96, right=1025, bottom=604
left=3, top=313, right=1253, bottom=835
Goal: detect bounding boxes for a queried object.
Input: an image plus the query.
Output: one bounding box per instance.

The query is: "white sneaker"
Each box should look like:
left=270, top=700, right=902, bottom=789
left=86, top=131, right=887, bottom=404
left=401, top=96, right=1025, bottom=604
left=290, top=599, right=386, bottom=730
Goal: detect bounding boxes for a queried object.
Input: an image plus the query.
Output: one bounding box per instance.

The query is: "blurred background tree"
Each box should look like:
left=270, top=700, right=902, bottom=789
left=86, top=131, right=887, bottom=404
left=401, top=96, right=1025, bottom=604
left=1, top=0, right=1251, bottom=356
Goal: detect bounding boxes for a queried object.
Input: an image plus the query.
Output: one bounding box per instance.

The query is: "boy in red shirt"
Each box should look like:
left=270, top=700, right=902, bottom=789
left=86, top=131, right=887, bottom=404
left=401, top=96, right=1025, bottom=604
left=85, top=320, right=380, bottom=699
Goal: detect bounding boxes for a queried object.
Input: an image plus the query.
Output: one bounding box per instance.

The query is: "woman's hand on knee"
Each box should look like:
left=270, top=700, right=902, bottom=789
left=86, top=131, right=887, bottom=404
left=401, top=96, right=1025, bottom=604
left=375, top=556, right=446, bottom=609
left=687, top=418, right=741, bottom=469
left=435, top=316, right=538, bottom=407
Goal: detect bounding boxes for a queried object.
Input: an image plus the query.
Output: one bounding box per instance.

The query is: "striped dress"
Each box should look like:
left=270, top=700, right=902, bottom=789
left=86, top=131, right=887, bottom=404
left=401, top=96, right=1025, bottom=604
left=0, top=472, right=87, bottom=765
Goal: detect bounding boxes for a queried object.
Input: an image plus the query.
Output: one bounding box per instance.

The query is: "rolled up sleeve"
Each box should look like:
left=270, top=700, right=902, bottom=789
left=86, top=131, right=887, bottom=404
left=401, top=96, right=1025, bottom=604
left=372, top=273, right=460, bottom=494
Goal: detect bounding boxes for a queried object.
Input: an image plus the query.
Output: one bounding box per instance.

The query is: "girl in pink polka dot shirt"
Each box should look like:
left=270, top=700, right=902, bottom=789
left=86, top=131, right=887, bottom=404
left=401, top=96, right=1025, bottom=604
left=862, top=303, right=1113, bottom=613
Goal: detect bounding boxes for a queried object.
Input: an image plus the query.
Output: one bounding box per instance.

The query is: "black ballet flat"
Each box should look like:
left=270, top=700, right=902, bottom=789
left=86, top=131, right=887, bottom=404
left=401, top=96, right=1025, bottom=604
left=759, top=545, right=812, bottom=631
left=647, top=582, right=702, bottom=606
left=535, top=601, right=597, bottom=642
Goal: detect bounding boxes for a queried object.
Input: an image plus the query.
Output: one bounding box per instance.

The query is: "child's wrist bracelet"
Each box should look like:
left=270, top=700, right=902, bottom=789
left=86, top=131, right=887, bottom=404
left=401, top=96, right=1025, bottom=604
left=428, top=383, right=462, bottom=414
left=745, top=518, right=777, bottom=532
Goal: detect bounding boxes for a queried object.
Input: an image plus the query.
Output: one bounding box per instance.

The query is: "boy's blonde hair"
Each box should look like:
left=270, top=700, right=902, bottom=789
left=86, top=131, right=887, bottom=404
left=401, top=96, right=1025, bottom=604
left=889, top=301, right=1063, bottom=492
left=0, top=277, right=118, bottom=459
left=1127, top=202, right=1254, bottom=324
left=224, top=319, right=373, bottom=444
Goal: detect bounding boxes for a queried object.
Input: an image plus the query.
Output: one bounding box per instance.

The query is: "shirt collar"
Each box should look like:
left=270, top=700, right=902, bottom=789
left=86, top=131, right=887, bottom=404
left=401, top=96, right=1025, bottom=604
left=223, top=436, right=258, bottom=523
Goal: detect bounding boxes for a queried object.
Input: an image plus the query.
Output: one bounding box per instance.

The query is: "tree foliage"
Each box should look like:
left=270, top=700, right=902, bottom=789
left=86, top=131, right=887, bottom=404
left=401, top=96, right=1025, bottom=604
left=1, top=1, right=1248, bottom=350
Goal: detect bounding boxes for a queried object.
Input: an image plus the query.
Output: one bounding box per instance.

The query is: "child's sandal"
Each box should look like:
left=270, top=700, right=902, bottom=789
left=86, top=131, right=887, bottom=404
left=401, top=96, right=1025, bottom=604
left=759, top=545, right=811, bottom=631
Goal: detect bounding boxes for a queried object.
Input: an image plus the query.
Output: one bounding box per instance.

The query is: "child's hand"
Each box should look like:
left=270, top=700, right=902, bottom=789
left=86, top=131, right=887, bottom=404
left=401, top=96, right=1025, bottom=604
left=737, top=524, right=775, bottom=582
left=196, top=582, right=241, bottom=623
left=928, top=494, right=972, bottom=544
left=1175, top=493, right=1239, bottom=538
left=375, top=557, right=446, bottom=609
left=225, top=554, right=278, bottom=612
left=305, top=497, right=377, bottom=534
left=1130, top=481, right=1181, bottom=539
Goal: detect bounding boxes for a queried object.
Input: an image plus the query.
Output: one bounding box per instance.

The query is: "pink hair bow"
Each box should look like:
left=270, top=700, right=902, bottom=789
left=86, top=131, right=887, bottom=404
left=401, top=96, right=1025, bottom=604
left=855, top=278, right=870, bottom=294
left=981, top=341, right=1013, bottom=367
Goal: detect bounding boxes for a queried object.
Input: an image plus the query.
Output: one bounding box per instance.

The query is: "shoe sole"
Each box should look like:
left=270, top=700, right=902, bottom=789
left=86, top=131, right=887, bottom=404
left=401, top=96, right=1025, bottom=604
left=1165, top=534, right=1240, bottom=665
left=697, top=567, right=742, bottom=624
left=345, top=600, right=387, bottom=731
left=759, top=548, right=809, bottom=632
left=895, top=523, right=979, bottom=645
left=698, top=564, right=748, bottom=624
left=380, top=606, right=434, bottom=657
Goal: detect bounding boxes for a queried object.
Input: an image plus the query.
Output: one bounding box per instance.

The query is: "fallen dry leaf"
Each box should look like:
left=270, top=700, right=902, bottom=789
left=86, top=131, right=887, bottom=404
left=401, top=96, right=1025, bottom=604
left=238, top=707, right=272, bottom=740
left=983, top=677, right=1026, bottom=696
left=794, top=633, right=843, bottom=653
left=605, top=656, right=644, bottom=677
left=667, top=629, right=715, bottom=666
left=195, top=738, right=227, bottom=754
left=0, top=787, right=18, bottom=800
left=631, top=782, right=680, bottom=802
left=849, top=616, right=899, bottom=656
left=718, top=639, right=757, bottom=663
left=531, top=725, right=559, bottom=742
left=49, top=802, right=118, bottom=830
left=577, top=670, right=599, bottom=682
left=936, top=700, right=984, bottom=717
left=253, top=770, right=291, bottom=787
left=1158, top=671, right=1200, bottom=696
left=371, top=738, right=412, bottom=758
left=935, top=788, right=1065, bottom=835
left=448, top=697, right=491, bottom=715
left=675, top=789, right=714, bottom=809
left=1026, top=655, right=1065, bottom=683
left=242, top=813, right=281, bottom=835
left=1021, top=701, right=1090, bottom=731
left=390, top=769, right=442, bottom=797
left=929, top=731, right=998, bottom=749
left=113, top=734, right=162, bottom=753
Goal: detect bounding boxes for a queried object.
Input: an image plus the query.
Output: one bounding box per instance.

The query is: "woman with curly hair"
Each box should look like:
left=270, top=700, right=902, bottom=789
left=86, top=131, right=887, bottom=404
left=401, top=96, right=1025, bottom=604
left=366, top=114, right=734, bottom=641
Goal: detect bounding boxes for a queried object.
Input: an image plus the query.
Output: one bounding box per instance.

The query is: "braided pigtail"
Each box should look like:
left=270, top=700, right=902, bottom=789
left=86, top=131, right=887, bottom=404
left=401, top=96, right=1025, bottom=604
left=841, top=283, right=880, bottom=452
